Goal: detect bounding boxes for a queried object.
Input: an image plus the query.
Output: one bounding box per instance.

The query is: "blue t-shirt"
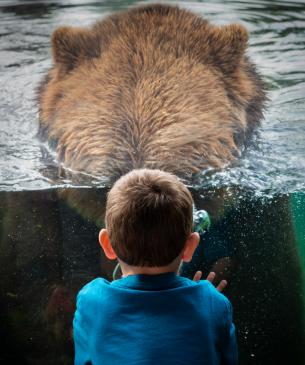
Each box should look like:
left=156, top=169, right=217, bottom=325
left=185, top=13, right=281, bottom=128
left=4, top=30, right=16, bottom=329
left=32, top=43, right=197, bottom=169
left=73, top=272, right=237, bottom=365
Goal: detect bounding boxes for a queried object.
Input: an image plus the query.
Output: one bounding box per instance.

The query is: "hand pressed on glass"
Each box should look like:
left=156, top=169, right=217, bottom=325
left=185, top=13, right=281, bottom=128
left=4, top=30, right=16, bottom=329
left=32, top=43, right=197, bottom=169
left=192, top=270, right=228, bottom=292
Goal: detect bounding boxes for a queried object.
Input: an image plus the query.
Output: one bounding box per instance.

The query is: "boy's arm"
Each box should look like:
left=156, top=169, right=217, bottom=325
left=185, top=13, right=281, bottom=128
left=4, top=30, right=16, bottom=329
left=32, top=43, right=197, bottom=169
left=220, top=299, right=238, bottom=365
left=73, top=293, right=92, bottom=365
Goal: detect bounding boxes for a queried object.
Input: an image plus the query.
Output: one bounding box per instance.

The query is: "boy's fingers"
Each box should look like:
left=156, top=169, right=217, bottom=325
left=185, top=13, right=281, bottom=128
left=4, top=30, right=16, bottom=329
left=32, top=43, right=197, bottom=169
left=206, top=271, right=216, bottom=283
left=216, top=280, right=227, bottom=292
left=194, top=272, right=228, bottom=292
left=193, top=271, right=202, bottom=282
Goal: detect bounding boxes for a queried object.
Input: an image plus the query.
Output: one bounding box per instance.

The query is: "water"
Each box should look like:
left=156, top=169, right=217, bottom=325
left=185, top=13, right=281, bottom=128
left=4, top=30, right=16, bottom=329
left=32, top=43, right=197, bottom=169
left=1, top=0, right=305, bottom=193
left=1, top=188, right=304, bottom=364
left=0, top=1, right=305, bottom=364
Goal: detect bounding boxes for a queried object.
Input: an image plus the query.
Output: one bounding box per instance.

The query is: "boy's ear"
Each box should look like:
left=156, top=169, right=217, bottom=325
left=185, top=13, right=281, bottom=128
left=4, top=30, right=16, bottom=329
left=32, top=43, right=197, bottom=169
left=182, top=232, right=200, bottom=263
left=99, top=229, right=117, bottom=260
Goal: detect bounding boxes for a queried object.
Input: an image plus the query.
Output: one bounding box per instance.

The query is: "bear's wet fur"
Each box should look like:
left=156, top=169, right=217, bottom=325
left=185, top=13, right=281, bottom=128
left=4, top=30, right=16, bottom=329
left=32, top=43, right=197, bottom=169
left=38, top=4, right=266, bottom=181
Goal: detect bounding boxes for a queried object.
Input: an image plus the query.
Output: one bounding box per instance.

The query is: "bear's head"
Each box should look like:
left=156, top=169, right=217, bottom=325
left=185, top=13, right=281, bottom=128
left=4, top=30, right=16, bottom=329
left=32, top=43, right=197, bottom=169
left=38, top=5, right=266, bottom=182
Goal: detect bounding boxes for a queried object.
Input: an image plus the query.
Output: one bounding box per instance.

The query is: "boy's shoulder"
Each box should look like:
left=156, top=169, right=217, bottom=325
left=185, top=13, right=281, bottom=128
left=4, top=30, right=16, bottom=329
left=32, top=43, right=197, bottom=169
left=76, top=277, right=109, bottom=304
left=80, top=277, right=109, bottom=291
left=80, top=277, right=110, bottom=292
left=77, top=275, right=230, bottom=310
left=196, top=279, right=231, bottom=308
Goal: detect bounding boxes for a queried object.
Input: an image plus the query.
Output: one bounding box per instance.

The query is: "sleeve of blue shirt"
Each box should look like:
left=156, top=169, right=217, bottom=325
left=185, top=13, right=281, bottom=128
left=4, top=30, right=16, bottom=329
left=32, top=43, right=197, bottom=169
left=220, top=298, right=238, bottom=365
left=73, top=291, right=92, bottom=365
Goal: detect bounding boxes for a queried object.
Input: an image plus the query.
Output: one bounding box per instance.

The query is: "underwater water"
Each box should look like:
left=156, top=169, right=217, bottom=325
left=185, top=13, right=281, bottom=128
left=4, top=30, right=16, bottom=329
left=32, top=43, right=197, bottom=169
left=0, top=0, right=305, bottom=364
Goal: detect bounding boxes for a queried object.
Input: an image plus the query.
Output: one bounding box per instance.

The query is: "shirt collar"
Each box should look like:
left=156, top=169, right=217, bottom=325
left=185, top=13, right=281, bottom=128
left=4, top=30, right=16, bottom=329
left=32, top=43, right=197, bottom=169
left=111, top=272, right=188, bottom=290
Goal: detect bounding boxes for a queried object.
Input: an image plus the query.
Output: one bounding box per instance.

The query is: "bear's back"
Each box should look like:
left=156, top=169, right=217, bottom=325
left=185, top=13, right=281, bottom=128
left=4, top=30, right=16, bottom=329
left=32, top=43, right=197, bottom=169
left=38, top=4, right=266, bottom=181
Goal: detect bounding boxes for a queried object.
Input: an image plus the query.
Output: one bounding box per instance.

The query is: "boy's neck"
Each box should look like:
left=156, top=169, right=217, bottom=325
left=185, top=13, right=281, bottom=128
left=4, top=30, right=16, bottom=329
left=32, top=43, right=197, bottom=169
left=119, top=257, right=182, bottom=277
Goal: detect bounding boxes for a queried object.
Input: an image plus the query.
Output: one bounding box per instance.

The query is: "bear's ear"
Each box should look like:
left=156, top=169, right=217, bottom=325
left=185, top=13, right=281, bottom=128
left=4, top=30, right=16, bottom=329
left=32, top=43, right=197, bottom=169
left=51, top=26, right=100, bottom=75
left=208, top=24, right=248, bottom=74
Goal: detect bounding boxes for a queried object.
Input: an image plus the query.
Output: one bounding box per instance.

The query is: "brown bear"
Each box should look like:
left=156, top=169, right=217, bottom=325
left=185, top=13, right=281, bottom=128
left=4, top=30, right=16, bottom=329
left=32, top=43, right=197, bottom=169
left=38, top=4, right=266, bottom=181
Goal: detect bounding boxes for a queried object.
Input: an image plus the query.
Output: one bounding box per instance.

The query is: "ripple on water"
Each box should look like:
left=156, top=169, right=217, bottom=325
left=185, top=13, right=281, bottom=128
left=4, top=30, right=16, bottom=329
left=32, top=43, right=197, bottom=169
left=0, top=0, right=305, bottom=194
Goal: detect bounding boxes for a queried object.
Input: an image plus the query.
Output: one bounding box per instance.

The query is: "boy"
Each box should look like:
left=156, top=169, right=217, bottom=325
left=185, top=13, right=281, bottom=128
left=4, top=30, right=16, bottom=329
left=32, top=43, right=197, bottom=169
left=73, top=169, right=238, bottom=365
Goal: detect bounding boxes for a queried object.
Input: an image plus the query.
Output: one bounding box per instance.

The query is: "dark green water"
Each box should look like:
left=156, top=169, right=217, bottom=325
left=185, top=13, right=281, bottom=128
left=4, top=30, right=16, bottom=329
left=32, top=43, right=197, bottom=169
left=1, top=1, right=305, bottom=364
left=0, top=189, right=304, bottom=364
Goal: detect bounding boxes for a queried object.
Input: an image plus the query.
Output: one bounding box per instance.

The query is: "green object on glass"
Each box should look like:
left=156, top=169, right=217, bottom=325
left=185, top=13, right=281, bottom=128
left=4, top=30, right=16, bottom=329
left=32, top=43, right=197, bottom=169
left=193, top=209, right=211, bottom=234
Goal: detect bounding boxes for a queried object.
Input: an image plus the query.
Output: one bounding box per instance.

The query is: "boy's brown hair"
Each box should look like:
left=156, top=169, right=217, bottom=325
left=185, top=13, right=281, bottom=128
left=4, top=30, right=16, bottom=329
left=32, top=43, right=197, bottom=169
left=105, top=169, right=194, bottom=267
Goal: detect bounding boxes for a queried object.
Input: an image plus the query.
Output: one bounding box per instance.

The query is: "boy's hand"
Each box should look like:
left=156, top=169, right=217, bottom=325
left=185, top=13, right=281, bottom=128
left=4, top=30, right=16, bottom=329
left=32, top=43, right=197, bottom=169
left=192, top=271, right=227, bottom=292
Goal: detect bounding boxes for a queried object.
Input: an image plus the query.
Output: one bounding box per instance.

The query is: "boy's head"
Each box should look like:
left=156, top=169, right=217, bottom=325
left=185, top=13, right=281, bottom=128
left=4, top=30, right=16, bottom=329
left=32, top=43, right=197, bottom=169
left=100, top=169, right=196, bottom=267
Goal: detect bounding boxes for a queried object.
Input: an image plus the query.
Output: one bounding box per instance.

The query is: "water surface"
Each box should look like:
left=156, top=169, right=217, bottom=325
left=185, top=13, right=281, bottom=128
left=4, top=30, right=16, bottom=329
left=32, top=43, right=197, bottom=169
left=1, top=0, right=305, bottom=193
